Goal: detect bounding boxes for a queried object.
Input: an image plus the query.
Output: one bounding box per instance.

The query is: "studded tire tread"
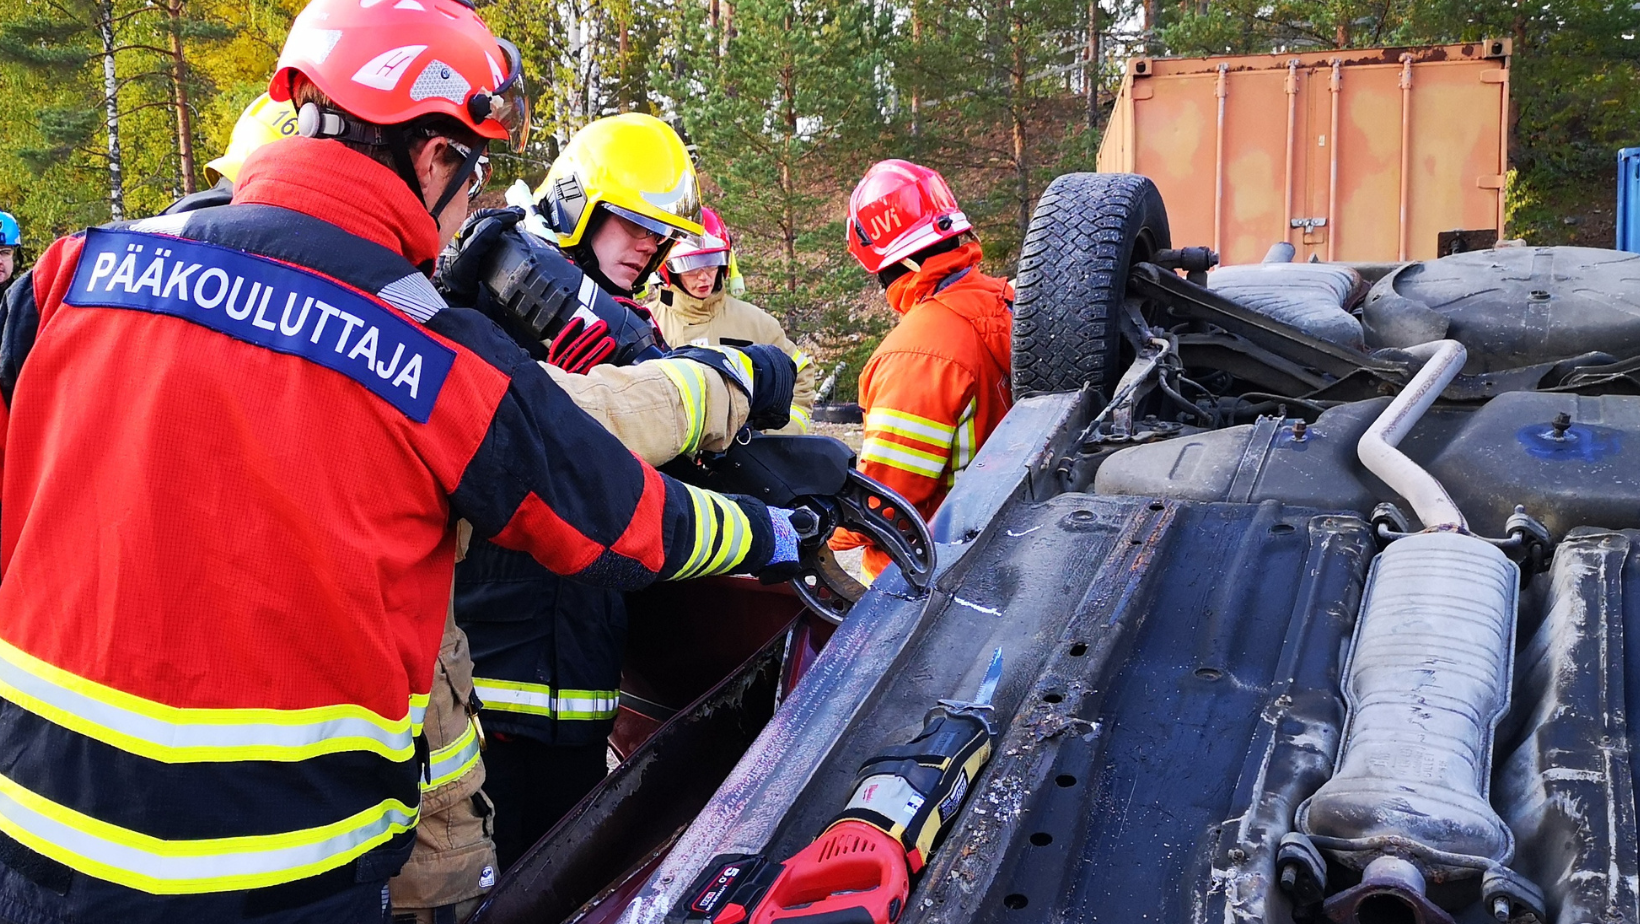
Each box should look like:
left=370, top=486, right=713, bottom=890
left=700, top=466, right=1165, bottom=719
left=1011, top=173, right=1171, bottom=400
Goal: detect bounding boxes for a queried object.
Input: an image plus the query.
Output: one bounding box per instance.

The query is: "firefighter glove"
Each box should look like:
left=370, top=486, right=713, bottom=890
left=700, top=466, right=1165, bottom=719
left=667, top=343, right=796, bottom=432
left=436, top=207, right=524, bottom=302
left=757, top=506, right=804, bottom=584
left=547, top=315, right=618, bottom=374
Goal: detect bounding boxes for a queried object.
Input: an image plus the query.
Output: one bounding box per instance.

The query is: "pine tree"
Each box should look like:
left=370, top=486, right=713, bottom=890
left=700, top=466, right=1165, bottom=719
left=660, top=0, right=889, bottom=294
left=0, top=0, right=231, bottom=225
left=889, top=0, right=1095, bottom=260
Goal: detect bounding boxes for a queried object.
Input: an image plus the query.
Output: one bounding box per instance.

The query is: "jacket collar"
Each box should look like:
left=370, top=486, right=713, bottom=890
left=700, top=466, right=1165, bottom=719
left=233, top=137, right=442, bottom=272
left=885, top=241, right=986, bottom=315
left=663, top=284, right=726, bottom=323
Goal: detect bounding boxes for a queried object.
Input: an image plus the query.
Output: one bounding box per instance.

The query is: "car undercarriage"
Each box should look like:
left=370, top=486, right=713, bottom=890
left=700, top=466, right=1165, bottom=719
left=479, top=173, right=1640, bottom=924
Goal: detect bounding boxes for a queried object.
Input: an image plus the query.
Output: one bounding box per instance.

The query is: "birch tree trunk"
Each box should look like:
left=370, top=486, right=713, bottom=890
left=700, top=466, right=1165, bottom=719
left=99, top=0, right=124, bottom=221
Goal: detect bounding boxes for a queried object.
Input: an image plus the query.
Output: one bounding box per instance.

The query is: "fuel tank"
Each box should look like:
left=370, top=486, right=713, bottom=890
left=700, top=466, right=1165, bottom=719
left=1093, top=391, right=1640, bottom=536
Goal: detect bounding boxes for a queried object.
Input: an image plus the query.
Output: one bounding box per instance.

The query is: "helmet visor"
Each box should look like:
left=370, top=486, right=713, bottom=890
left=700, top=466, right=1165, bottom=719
left=481, top=39, right=530, bottom=153
left=603, top=202, right=696, bottom=244
left=667, top=250, right=729, bottom=274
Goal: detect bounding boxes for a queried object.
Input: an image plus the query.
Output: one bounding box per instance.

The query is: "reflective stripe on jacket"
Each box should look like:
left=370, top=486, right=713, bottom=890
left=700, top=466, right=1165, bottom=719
left=0, top=138, right=774, bottom=902
left=647, top=286, right=817, bottom=434
left=830, top=241, right=1013, bottom=578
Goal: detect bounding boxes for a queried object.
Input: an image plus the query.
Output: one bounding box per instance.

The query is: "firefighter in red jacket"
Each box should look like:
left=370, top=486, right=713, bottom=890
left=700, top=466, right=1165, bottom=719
left=0, top=0, right=802, bottom=920
left=830, top=160, right=1014, bottom=580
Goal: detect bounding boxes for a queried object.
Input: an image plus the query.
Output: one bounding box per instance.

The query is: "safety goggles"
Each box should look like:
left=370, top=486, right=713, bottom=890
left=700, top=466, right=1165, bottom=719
left=466, top=38, right=530, bottom=153
left=446, top=141, right=489, bottom=197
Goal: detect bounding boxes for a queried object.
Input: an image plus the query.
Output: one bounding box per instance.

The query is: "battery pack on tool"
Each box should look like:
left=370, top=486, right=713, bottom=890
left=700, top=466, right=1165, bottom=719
left=672, top=652, right=1002, bottom=924
left=676, top=827, right=908, bottom=924
left=831, top=702, right=995, bottom=871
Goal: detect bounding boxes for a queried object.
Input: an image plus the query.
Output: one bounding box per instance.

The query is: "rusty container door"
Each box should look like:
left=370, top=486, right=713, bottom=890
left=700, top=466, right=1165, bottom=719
left=1098, top=42, right=1510, bottom=265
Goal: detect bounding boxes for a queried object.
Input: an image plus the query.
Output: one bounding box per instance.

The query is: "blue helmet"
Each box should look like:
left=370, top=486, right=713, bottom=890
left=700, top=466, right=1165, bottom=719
left=0, top=212, right=17, bottom=248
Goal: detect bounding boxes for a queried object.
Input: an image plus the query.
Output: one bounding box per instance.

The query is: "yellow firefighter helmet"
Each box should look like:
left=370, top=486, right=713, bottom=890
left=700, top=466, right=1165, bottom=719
left=535, top=113, right=704, bottom=248
left=205, top=93, right=301, bottom=186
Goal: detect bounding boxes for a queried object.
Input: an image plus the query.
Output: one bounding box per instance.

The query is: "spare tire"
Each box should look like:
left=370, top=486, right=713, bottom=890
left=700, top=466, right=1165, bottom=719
left=1011, top=173, right=1171, bottom=399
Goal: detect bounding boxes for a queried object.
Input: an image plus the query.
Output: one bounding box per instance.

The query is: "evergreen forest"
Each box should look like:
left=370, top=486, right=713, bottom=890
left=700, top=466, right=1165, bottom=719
left=1, top=0, right=1635, bottom=390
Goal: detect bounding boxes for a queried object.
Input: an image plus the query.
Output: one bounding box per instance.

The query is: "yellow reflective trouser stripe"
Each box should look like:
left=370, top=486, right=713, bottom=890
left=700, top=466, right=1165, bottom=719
left=673, top=485, right=753, bottom=580
left=860, top=437, right=948, bottom=479
left=788, top=405, right=812, bottom=433
left=654, top=358, right=710, bottom=455
left=0, top=636, right=426, bottom=764
left=0, top=768, right=418, bottom=895
left=471, top=680, right=619, bottom=721
left=864, top=407, right=955, bottom=448
left=423, top=718, right=482, bottom=792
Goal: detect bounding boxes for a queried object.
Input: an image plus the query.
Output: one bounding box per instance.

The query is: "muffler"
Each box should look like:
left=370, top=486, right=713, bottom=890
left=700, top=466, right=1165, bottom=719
left=1295, top=531, right=1519, bottom=922
left=1298, top=530, right=1516, bottom=866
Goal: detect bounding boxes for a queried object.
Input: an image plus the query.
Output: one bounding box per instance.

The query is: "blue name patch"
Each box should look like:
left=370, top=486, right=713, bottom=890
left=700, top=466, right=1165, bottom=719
left=65, top=228, right=453, bottom=423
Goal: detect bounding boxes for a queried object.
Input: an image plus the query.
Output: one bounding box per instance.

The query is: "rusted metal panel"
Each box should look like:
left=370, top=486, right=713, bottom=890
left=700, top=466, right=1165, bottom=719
left=1097, top=42, right=1510, bottom=265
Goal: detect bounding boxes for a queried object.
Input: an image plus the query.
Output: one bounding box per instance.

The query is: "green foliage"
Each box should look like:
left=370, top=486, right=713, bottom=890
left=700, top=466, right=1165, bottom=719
left=0, top=0, right=1633, bottom=367
left=656, top=0, right=887, bottom=290
left=0, top=15, right=91, bottom=72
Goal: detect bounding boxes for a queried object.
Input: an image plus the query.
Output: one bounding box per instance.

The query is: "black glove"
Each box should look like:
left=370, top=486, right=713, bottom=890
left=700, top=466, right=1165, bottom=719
left=434, top=207, right=524, bottom=302
left=618, top=296, right=670, bottom=352
left=668, top=343, right=797, bottom=431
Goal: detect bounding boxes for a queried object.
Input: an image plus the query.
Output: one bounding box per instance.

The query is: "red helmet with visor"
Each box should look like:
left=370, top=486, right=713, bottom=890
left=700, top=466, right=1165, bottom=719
left=269, top=0, right=529, bottom=153
left=662, top=207, right=731, bottom=286
left=846, top=159, right=971, bottom=274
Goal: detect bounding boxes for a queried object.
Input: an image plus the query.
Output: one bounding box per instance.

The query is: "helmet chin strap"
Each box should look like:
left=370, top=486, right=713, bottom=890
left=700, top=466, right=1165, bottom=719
left=381, top=124, right=428, bottom=211
left=427, top=140, right=484, bottom=220
left=388, top=124, right=484, bottom=223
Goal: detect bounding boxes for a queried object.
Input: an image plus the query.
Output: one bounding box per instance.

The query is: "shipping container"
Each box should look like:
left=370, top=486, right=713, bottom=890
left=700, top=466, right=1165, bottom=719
left=1097, top=42, right=1511, bottom=266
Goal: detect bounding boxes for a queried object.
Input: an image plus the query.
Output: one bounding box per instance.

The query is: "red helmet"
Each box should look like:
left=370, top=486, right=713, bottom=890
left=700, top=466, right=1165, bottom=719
left=662, top=207, right=732, bottom=285
left=269, top=0, right=529, bottom=152
left=846, top=159, right=971, bottom=274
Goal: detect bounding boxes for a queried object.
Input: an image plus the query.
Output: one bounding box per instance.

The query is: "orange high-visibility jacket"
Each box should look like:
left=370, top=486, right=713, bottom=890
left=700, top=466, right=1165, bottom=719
left=832, top=241, right=1013, bottom=578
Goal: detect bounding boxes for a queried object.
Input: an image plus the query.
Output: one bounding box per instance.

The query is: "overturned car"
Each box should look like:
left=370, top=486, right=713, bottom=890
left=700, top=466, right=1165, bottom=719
left=483, top=173, right=1640, bottom=924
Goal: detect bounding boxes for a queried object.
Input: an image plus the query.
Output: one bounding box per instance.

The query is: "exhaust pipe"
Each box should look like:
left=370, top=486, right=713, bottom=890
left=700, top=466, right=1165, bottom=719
left=1355, top=340, right=1467, bottom=531
left=1329, top=857, right=1451, bottom=924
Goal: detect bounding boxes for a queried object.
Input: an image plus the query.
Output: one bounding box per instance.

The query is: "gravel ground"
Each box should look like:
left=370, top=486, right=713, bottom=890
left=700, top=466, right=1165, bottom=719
left=811, top=420, right=863, bottom=454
